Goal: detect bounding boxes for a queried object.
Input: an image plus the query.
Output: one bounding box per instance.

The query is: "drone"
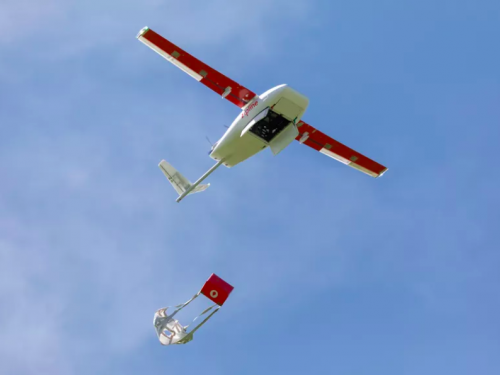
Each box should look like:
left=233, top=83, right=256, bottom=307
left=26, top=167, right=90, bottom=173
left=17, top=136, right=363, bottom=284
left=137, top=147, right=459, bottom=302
left=137, top=27, right=388, bottom=202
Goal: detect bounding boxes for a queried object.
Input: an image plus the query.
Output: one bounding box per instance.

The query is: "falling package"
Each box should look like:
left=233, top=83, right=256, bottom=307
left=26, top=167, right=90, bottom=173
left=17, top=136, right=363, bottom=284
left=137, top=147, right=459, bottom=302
left=153, top=273, right=234, bottom=345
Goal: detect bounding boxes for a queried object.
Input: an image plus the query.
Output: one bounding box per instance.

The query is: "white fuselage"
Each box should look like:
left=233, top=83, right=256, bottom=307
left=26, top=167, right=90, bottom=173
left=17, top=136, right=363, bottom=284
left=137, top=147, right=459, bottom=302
left=210, top=84, right=309, bottom=167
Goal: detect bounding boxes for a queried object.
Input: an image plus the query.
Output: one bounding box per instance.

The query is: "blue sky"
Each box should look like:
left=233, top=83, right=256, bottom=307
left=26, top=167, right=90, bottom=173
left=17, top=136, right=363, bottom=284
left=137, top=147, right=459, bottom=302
left=1, top=0, right=499, bottom=374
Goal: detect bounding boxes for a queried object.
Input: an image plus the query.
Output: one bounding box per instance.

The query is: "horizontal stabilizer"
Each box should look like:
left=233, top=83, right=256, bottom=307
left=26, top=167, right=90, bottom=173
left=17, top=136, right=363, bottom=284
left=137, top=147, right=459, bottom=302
left=158, top=160, right=210, bottom=197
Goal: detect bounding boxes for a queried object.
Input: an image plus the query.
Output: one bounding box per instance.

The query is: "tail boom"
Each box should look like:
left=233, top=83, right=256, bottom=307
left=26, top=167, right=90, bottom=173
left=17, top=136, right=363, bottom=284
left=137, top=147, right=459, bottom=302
left=158, top=159, right=224, bottom=202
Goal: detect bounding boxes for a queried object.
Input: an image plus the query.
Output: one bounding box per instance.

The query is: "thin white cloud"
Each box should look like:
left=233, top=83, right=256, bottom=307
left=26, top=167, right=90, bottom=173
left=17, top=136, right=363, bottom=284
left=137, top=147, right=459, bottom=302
left=0, top=0, right=314, bottom=61
left=0, top=1, right=319, bottom=373
left=0, top=0, right=66, bottom=44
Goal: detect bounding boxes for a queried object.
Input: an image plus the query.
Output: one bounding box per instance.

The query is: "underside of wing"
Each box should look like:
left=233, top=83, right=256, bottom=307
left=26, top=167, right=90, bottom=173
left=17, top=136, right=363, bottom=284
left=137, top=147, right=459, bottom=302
left=137, top=27, right=256, bottom=108
left=296, top=121, right=388, bottom=178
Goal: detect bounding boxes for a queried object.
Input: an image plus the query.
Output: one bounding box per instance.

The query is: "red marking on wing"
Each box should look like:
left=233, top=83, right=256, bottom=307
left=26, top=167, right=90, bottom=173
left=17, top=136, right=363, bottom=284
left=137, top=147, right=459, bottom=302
left=296, top=121, right=388, bottom=177
left=139, top=28, right=256, bottom=108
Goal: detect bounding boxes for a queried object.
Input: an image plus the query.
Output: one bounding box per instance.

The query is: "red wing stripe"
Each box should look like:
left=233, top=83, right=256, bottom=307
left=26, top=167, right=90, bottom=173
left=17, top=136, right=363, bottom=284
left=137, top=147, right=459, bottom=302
left=201, top=76, right=248, bottom=107
left=303, top=138, right=323, bottom=151
left=296, top=121, right=388, bottom=177
left=137, top=27, right=256, bottom=108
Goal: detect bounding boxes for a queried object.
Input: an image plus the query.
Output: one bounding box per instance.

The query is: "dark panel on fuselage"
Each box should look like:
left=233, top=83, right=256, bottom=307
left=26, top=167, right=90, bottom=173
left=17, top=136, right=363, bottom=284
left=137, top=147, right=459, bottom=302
left=248, top=110, right=291, bottom=143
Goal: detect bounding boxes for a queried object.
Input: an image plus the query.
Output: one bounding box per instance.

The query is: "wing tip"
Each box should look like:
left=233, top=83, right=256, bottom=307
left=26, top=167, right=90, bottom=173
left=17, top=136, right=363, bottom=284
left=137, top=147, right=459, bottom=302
left=136, top=26, right=150, bottom=39
left=376, top=167, right=389, bottom=178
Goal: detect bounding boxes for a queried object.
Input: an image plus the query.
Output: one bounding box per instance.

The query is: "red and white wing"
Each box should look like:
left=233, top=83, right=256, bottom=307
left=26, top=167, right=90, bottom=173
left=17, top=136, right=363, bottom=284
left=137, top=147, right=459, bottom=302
left=296, top=121, right=388, bottom=178
left=137, top=27, right=256, bottom=108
